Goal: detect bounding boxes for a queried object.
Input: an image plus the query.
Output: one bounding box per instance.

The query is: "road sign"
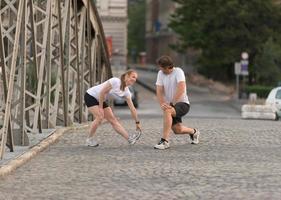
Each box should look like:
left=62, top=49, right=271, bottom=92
left=241, top=52, right=249, bottom=60
left=234, top=62, right=241, bottom=75
left=241, top=60, right=249, bottom=76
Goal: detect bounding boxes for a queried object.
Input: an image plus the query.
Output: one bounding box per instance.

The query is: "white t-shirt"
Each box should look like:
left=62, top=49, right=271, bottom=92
left=87, top=77, right=131, bottom=100
left=155, top=67, right=190, bottom=104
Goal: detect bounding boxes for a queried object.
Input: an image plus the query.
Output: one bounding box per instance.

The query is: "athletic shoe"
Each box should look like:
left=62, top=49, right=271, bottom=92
left=86, top=137, right=99, bottom=147
left=191, top=129, right=200, bottom=144
left=154, top=138, right=170, bottom=150
left=128, top=130, right=142, bottom=145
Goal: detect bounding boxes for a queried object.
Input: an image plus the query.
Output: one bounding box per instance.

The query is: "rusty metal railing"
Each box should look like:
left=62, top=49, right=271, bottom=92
left=0, top=0, right=112, bottom=159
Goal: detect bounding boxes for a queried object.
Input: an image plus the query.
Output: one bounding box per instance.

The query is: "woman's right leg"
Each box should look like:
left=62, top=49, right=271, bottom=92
left=88, top=105, right=103, bottom=138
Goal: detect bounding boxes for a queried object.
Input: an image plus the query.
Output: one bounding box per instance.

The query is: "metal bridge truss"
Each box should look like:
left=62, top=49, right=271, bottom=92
left=0, top=0, right=112, bottom=159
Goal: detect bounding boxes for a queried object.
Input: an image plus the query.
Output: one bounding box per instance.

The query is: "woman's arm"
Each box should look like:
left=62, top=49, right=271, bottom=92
left=97, top=82, right=112, bottom=118
left=99, top=82, right=112, bottom=109
left=126, top=97, right=141, bottom=130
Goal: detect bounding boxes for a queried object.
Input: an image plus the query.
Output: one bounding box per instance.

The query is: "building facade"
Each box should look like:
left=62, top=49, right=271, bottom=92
left=145, top=0, right=185, bottom=68
left=95, top=0, right=128, bottom=68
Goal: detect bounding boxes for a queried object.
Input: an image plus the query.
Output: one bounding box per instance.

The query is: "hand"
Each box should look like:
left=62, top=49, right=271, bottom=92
left=160, top=102, right=172, bottom=111
left=136, top=123, right=142, bottom=132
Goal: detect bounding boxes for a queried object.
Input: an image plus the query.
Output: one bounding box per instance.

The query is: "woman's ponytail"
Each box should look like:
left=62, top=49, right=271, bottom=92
left=120, top=69, right=136, bottom=91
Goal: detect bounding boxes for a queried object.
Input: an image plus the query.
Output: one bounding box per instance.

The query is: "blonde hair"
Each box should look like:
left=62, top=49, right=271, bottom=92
left=120, top=69, right=137, bottom=91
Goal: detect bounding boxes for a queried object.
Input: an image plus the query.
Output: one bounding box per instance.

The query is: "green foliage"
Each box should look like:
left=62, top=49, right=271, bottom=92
left=26, top=64, right=37, bottom=93
left=169, top=0, right=281, bottom=82
left=244, top=85, right=272, bottom=98
left=254, top=37, right=281, bottom=86
left=128, top=0, right=145, bottom=62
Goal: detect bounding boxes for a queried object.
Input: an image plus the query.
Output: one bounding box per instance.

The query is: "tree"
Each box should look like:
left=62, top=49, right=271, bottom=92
left=128, top=0, right=146, bottom=63
left=169, top=0, right=281, bottom=84
left=254, top=37, right=281, bottom=85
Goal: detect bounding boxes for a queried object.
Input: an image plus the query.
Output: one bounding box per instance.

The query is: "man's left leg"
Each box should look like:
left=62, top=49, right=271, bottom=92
left=172, top=123, right=200, bottom=144
left=172, top=123, right=195, bottom=135
left=171, top=102, right=200, bottom=144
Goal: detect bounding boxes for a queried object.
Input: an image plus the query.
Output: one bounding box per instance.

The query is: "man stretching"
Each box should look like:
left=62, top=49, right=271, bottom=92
left=154, top=55, right=200, bottom=150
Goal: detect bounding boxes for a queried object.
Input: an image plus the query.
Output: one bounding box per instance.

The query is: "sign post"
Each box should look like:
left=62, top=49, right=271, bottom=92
left=234, top=62, right=241, bottom=99
left=240, top=52, right=249, bottom=99
left=234, top=52, right=249, bottom=99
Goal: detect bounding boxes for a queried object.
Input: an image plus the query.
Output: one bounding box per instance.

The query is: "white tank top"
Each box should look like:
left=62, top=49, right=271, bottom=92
left=87, top=77, right=131, bottom=100
left=155, top=67, right=189, bottom=104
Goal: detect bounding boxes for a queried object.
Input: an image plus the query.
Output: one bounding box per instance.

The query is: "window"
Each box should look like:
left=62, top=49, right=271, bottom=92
left=276, top=90, right=281, bottom=99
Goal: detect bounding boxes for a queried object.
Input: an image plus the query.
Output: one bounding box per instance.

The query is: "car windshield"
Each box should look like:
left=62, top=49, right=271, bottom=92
left=276, top=89, right=281, bottom=99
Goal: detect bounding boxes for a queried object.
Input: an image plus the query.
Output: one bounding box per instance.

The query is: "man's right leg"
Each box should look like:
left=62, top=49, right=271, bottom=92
left=162, top=107, right=175, bottom=140
left=154, top=107, right=175, bottom=150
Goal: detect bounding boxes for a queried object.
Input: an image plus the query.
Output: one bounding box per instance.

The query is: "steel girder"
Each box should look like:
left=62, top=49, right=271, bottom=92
left=0, top=0, right=112, bottom=159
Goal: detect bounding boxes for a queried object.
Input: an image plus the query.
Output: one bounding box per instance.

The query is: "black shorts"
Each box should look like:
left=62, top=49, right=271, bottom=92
left=84, top=93, right=109, bottom=108
left=171, top=102, right=190, bottom=125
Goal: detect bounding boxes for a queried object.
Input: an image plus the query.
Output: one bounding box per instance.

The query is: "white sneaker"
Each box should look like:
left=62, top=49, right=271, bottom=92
left=190, top=129, right=200, bottom=144
left=128, top=130, right=142, bottom=145
left=86, top=137, right=99, bottom=147
left=154, top=139, right=170, bottom=150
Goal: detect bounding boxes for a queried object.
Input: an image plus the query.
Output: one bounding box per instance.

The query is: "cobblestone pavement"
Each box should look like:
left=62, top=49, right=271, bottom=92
left=1, top=117, right=281, bottom=200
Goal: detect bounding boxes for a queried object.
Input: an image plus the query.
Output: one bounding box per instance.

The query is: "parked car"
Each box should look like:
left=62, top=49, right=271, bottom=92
left=113, top=86, right=139, bottom=108
left=265, top=86, right=281, bottom=120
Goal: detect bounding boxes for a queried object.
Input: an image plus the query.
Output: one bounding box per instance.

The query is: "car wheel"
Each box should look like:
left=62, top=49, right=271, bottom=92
left=133, top=93, right=138, bottom=108
left=275, top=112, right=279, bottom=121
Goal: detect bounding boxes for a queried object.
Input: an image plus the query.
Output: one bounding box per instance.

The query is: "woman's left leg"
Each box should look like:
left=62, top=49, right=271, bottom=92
left=103, top=107, right=129, bottom=140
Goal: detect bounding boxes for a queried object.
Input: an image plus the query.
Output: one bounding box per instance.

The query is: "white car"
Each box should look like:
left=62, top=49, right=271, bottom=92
left=265, top=86, right=281, bottom=120
left=113, top=86, right=139, bottom=108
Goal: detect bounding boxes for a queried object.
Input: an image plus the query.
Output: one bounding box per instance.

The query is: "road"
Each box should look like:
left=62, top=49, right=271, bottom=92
left=1, top=70, right=281, bottom=200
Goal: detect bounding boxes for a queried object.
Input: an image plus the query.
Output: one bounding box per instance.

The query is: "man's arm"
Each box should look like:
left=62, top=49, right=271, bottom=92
left=157, top=85, right=172, bottom=110
left=156, top=85, right=165, bottom=106
left=172, top=81, right=186, bottom=104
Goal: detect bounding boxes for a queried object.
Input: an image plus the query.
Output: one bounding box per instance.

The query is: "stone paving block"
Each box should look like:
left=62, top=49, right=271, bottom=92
left=0, top=118, right=281, bottom=199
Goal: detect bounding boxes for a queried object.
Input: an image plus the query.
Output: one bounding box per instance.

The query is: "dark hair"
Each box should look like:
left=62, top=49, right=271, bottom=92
left=120, top=69, right=137, bottom=91
left=156, top=55, right=174, bottom=69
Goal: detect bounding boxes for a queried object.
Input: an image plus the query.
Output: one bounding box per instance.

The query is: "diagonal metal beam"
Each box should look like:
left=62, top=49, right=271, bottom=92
left=0, top=0, right=113, bottom=159
left=0, top=0, right=25, bottom=159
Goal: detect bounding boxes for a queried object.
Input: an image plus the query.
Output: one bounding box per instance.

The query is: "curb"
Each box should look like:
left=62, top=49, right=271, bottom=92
left=136, top=79, right=156, bottom=94
left=0, top=123, right=89, bottom=178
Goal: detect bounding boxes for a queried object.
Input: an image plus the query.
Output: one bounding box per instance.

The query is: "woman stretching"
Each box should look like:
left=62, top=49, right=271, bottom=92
left=84, top=70, right=142, bottom=147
